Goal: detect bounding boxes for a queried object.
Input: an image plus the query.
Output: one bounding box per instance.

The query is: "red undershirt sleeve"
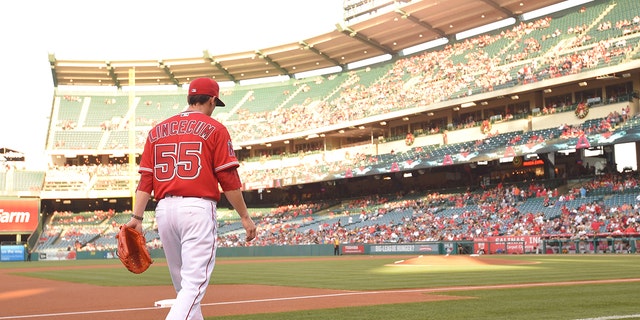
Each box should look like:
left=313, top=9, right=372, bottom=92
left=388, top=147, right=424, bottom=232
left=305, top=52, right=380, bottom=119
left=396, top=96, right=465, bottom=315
left=136, top=172, right=153, bottom=194
left=217, top=168, right=243, bottom=191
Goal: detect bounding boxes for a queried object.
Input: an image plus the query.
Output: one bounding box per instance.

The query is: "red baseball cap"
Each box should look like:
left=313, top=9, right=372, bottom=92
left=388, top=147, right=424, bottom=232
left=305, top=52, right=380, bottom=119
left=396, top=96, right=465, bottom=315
left=188, top=78, right=225, bottom=106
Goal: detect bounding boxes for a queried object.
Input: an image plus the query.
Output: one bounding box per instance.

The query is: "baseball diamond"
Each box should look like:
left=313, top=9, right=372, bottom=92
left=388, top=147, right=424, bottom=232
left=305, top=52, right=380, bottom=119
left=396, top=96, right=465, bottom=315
left=2, top=0, right=640, bottom=319
left=1, top=255, right=640, bottom=319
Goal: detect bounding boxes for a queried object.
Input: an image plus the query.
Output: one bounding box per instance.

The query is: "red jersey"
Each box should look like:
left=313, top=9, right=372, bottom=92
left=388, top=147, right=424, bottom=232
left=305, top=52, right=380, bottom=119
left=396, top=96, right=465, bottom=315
left=138, top=111, right=239, bottom=201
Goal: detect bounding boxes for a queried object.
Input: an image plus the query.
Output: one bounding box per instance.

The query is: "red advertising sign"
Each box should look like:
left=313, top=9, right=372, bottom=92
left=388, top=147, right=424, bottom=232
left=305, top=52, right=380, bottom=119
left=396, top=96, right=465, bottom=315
left=0, top=199, right=39, bottom=232
left=341, top=245, right=365, bottom=255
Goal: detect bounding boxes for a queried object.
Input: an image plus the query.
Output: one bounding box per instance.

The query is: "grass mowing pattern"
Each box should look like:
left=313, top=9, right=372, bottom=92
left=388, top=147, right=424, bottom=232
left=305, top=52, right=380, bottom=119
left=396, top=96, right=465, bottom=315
left=208, top=282, right=640, bottom=320
left=210, top=255, right=640, bottom=290
left=8, top=254, right=640, bottom=319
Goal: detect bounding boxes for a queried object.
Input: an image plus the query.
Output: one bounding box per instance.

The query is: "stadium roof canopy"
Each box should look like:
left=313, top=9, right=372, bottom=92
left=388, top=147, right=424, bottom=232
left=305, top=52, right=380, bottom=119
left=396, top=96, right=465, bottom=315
left=49, top=0, right=568, bottom=88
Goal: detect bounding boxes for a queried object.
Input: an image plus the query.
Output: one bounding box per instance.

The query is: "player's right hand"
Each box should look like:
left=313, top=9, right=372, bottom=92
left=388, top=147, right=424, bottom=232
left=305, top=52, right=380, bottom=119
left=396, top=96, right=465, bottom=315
left=242, top=217, right=257, bottom=242
left=125, top=218, right=144, bottom=234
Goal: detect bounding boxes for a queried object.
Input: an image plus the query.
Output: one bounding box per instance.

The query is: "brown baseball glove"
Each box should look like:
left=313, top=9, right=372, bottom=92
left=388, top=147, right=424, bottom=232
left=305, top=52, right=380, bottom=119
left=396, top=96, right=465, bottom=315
left=116, top=225, right=153, bottom=274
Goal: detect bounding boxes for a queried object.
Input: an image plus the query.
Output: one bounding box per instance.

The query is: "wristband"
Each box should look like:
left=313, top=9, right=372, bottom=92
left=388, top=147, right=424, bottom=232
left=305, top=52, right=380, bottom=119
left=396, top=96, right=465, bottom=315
left=131, top=214, right=144, bottom=221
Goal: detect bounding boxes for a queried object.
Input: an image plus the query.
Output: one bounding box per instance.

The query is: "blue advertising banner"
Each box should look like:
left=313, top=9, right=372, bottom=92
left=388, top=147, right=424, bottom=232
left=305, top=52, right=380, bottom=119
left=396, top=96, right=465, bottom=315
left=0, top=245, right=25, bottom=261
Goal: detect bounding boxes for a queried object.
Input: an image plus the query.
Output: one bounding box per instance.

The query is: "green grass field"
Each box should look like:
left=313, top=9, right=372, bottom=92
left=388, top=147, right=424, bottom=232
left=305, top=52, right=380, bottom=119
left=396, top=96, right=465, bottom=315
left=5, top=254, right=640, bottom=319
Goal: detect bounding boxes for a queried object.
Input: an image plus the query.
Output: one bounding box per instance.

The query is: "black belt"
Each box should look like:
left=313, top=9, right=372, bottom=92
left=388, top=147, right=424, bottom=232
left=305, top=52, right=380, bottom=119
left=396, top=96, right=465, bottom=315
left=164, top=194, right=216, bottom=202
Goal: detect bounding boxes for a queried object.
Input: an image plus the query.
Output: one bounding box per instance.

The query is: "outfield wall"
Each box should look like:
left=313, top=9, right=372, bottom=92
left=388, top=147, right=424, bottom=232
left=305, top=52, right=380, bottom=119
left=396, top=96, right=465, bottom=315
left=7, top=237, right=639, bottom=262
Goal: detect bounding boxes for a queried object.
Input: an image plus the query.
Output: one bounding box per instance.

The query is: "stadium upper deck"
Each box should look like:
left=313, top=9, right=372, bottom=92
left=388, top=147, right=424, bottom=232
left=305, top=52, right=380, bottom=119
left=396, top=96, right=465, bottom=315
left=49, top=0, right=569, bottom=86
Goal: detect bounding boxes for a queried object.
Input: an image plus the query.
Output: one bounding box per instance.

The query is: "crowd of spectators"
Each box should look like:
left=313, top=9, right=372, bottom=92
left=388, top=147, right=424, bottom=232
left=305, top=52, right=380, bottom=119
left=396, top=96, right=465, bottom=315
left=222, top=8, right=638, bottom=141
left=224, top=17, right=557, bottom=141
left=38, top=105, right=635, bottom=195
left=47, top=6, right=640, bottom=148
left=217, top=172, right=640, bottom=249
left=37, top=209, right=119, bottom=252
left=35, top=171, right=640, bottom=254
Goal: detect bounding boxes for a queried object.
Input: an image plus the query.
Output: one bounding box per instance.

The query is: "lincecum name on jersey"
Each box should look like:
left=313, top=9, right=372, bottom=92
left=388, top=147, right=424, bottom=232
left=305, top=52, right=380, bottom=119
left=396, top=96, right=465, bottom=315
left=0, top=210, right=30, bottom=223
left=149, top=119, right=215, bottom=142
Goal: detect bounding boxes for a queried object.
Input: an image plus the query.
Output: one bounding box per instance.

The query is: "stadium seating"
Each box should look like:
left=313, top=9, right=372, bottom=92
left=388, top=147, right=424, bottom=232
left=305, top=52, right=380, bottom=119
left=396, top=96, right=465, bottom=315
left=53, top=130, right=104, bottom=150
left=20, top=0, right=640, bottom=253
left=55, top=95, right=84, bottom=129
left=28, top=169, right=640, bottom=251
left=0, top=170, right=45, bottom=194
left=82, top=96, right=130, bottom=128
left=46, top=1, right=640, bottom=154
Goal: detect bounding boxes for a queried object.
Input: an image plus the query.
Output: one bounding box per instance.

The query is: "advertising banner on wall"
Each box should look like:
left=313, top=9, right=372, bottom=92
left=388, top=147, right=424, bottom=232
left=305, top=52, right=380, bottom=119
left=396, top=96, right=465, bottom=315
left=474, top=236, right=541, bottom=254
left=0, top=199, right=39, bottom=233
left=368, top=243, right=440, bottom=254
left=341, top=245, right=365, bottom=254
left=38, top=250, right=77, bottom=261
left=0, top=244, right=26, bottom=261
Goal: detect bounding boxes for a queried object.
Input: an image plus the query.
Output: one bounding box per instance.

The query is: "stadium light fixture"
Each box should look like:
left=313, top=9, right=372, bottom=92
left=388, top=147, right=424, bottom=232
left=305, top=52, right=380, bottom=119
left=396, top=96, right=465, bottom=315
left=499, top=157, right=514, bottom=163
left=578, top=81, right=588, bottom=87
left=456, top=18, right=516, bottom=41
left=559, top=148, right=576, bottom=155
left=239, top=75, right=289, bottom=86
left=522, top=0, right=594, bottom=21
left=400, top=38, right=449, bottom=56
left=347, top=54, right=392, bottom=70
left=596, top=74, right=617, bottom=79
left=294, top=66, right=342, bottom=79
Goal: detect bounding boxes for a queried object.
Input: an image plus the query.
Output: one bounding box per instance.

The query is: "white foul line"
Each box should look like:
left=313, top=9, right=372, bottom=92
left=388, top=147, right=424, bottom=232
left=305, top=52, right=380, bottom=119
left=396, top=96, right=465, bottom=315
left=574, top=316, right=640, bottom=320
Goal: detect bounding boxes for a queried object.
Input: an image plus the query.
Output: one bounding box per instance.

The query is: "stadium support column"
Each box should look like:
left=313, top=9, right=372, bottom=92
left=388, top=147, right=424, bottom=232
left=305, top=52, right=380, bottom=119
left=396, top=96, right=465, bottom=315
left=636, top=141, right=640, bottom=171
left=539, top=152, right=556, bottom=179
left=631, top=72, right=640, bottom=115
left=128, top=68, right=136, bottom=206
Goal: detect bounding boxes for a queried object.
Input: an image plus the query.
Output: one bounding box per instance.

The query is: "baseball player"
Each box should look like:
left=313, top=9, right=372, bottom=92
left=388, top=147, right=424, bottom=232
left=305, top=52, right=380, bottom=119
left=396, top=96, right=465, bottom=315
left=127, top=77, right=257, bottom=320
